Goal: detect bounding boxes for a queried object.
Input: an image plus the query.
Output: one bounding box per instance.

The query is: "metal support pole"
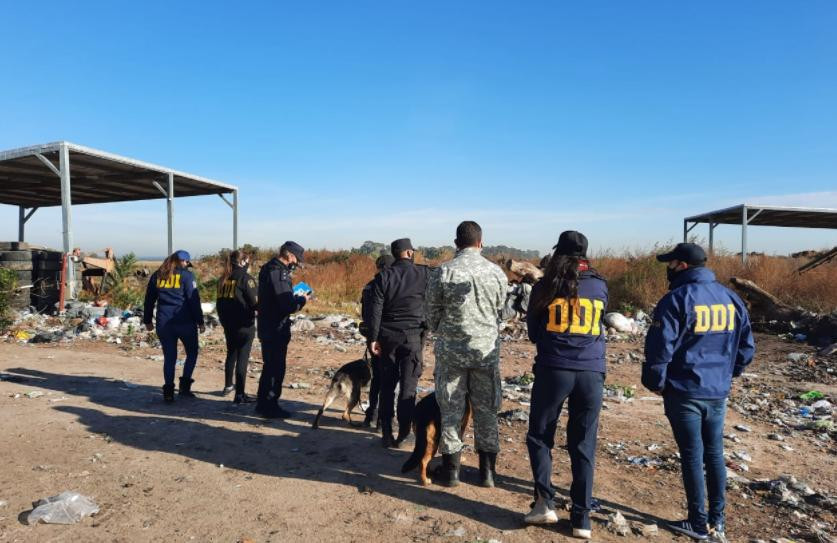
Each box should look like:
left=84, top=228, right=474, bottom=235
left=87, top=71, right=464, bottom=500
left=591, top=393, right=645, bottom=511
left=741, top=206, right=748, bottom=264
left=709, top=221, right=716, bottom=256
left=167, top=172, right=174, bottom=256
left=18, top=206, right=24, bottom=242
left=59, top=143, right=75, bottom=299
left=233, top=190, right=238, bottom=249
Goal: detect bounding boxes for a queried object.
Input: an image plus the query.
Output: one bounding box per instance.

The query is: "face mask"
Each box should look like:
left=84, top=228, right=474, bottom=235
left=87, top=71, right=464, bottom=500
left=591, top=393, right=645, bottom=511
left=666, top=266, right=680, bottom=283
left=288, top=262, right=298, bottom=272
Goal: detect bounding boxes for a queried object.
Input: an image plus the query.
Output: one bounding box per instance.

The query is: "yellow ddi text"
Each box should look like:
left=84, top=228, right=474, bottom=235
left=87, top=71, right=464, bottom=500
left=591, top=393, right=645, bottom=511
left=546, top=297, right=605, bottom=335
left=156, top=274, right=181, bottom=289
left=694, top=304, right=735, bottom=333
left=219, top=279, right=237, bottom=299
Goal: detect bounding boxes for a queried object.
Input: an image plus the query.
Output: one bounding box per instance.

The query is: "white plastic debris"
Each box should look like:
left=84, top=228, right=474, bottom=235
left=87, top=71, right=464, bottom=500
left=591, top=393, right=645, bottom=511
left=604, top=313, right=635, bottom=334
left=26, top=491, right=99, bottom=525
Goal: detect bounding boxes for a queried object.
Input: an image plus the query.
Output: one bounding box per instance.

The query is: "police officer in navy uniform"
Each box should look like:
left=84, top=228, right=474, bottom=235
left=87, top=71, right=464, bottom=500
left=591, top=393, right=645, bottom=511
left=643, top=243, right=755, bottom=542
left=217, top=249, right=259, bottom=404
left=143, top=250, right=205, bottom=403
left=523, top=231, right=607, bottom=540
left=368, top=238, right=428, bottom=448
left=256, top=241, right=310, bottom=418
left=360, top=253, right=395, bottom=428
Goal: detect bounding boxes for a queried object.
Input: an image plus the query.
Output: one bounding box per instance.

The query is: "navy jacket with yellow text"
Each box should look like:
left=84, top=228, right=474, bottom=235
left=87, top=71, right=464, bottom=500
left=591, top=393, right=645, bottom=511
left=642, top=267, right=755, bottom=399
left=143, top=268, right=203, bottom=328
left=526, top=270, right=609, bottom=373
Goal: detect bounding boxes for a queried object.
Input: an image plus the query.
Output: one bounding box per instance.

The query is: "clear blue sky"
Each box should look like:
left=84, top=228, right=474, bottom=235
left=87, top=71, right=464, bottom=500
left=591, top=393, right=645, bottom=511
left=1, top=1, right=835, bottom=257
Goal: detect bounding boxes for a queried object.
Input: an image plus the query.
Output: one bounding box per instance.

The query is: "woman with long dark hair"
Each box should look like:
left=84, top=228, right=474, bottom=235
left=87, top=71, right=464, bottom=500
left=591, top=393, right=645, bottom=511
left=216, top=249, right=258, bottom=403
left=143, top=250, right=205, bottom=403
left=522, top=231, right=608, bottom=540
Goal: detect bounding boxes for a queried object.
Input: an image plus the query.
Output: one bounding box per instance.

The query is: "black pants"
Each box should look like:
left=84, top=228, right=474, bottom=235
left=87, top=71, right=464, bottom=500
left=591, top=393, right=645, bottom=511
left=257, top=336, right=289, bottom=409
left=379, top=331, right=423, bottom=435
left=365, top=353, right=383, bottom=422
left=223, top=324, right=255, bottom=395
left=526, top=365, right=604, bottom=517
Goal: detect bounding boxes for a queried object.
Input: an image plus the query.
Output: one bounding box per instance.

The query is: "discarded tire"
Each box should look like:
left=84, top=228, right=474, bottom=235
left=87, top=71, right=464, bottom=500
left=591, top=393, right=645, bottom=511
left=0, top=250, right=33, bottom=261
left=0, top=261, right=34, bottom=271
left=34, top=261, right=63, bottom=272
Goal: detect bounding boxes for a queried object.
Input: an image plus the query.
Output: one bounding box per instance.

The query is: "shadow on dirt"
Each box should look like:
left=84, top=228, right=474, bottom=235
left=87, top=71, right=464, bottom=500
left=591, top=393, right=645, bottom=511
left=7, top=367, right=675, bottom=535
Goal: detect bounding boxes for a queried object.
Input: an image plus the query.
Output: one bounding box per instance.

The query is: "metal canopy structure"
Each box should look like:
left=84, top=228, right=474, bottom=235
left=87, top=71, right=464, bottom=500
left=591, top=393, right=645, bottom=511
left=684, top=204, right=837, bottom=263
left=0, top=141, right=239, bottom=297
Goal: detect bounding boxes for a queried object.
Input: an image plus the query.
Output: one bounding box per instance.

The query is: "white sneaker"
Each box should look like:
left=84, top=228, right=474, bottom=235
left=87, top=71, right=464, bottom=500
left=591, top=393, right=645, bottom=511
left=572, top=527, right=592, bottom=539
left=524, top=496, right=559, bottom=524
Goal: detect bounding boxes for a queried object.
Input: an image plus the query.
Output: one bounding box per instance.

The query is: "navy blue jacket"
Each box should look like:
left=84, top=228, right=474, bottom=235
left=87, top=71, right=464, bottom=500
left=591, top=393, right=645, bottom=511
left=526, top=270, right=609, bottom=373
left=257, top=258, right=306, bottom=342
left=368, top=259, right=428, bottom=341
left=642, top=267, right=755, bottom=399
left=217, top=264, right=258, bottom=329
left=143, top=268, right=203, bottom=328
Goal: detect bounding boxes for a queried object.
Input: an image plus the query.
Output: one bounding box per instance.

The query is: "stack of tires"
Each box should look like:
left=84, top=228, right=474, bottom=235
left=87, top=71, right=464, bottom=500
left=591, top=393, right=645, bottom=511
left=30, top=250, right=65, bottom=313
left=0, top=243, right=35, bottom=311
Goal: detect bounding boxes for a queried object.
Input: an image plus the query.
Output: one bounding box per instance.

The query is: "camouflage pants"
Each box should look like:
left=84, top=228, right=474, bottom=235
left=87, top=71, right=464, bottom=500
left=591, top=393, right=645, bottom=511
left=434, top=362, right=502, bottom=455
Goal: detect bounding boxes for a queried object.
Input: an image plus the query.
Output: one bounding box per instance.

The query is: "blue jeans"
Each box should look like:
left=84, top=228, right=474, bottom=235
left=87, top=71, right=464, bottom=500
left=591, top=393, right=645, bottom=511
left=664, top=395, right=727, bottom=527
left=526, top=366, right=604, bottom=521
left=157, top=322, right=199, bottom=387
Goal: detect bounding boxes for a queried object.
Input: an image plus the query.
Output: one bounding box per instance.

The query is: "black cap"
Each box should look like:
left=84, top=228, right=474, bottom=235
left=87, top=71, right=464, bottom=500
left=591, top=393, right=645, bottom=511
left=553, top=231, right=588, bottom=257
left=391, top=238, right=414, bottom=257
left=656, top=243, right=706, bottom=266
left=280, top=241, right=305, bottom=263
left=375, top=254, right=395, bottom=270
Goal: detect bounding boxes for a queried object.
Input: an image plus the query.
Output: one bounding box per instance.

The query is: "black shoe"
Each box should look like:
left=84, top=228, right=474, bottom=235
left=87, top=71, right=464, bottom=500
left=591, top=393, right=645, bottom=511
left=162, top=384, right=175, bottom=403
left=234, top=393, right=254, bottom=404
left=394, top=429, right=411, bottom=448
left=362, top=409, right=377, bottom=428
left=478, top=451, right=497, bottom=488
left=179, top=377, right=196, bottom=398
left=381, top=433, right=397, bottom=448
left=436, top=451, right=461, bottom=487
left=668, top=520, right=709, bottom=540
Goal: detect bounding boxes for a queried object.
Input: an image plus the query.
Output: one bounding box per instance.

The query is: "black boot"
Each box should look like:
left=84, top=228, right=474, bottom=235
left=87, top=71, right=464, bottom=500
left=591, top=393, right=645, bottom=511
left=436, top=451, right=461, bottom=487
left=179, top=377, right=196, bottom=398
left=162, top=384, right=175, bottom=403
left=362, top=408, right=377, bottom=428
left=381, top=421, right=397, bottom=448
left=478, top=451, right=497, bottom=488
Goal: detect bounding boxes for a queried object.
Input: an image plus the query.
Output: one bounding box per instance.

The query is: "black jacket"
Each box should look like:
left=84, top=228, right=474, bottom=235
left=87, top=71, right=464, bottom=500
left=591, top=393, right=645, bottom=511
left=257, top=258, right=306, bottom=342
left=368, top=259, right=428, bottom=341
left=217, top=264, right=258, bottom=329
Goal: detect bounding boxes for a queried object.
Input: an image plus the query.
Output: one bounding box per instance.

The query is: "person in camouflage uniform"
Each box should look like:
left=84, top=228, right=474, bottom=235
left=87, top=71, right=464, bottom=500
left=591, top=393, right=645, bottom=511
left=426, top=221, right=508, bottom=487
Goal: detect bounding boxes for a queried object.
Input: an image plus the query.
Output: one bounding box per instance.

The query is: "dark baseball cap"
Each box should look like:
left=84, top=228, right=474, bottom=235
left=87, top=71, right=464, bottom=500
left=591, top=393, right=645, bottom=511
left=174, top=249, right=193, bottom=267
left=656, top=243, right=706, bottom=265
left=391, top=238, right=414, bottom=256
left=375, top=254, right=395, bottom=270
left=553, top=231, right=588, bottom=257
left=280, top=241, right=305, bottom=263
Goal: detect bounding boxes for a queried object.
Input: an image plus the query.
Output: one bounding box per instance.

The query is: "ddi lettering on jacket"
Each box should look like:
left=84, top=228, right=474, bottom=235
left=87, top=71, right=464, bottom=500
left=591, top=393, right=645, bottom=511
left=218, top=279, right=237, bottom=299
left=546, top=297, right=606, bottom=335
left=156, top=274, right=182, bottom=289
left=693, top=304, right=736, bottom=333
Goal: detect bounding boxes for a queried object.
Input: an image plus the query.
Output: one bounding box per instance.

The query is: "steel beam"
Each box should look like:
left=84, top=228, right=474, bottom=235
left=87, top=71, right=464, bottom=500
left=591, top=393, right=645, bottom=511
left=59, top=143, right=75, bottom=299
left=17, top=206, right=38, bottom=242
left=167, top=172, right=174, bottom=256
left=709, top=221, right=717, bottom=255
left=741, top=206, right=748, bottom=264
left=233, top=190, right=238, bottom=249
left=34, top=153, right=61, bottom=177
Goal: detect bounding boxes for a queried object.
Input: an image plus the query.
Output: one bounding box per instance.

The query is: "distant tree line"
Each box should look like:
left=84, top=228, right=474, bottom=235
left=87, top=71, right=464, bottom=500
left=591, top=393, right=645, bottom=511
left=354, top=240, right=538, bottom=260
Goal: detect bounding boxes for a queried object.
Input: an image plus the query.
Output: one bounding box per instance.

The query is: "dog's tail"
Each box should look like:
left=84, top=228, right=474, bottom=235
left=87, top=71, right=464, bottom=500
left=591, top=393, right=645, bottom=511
left=401, top=421, right=426, bottom=473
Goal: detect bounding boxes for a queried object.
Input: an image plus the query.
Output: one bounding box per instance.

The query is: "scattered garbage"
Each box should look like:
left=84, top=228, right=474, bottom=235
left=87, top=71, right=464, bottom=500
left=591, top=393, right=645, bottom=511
left=26, top=491, right=99, bottom=525
left=800, top=390, right=825, bottom=402
left=607, top=510, right=630, bottom=536
left=787, top=352, right=810, bottom=364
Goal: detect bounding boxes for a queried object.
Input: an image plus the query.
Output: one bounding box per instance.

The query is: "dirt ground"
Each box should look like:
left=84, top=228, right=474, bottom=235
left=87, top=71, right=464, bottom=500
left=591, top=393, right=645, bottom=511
left=0, top=330, right=834, bottom=543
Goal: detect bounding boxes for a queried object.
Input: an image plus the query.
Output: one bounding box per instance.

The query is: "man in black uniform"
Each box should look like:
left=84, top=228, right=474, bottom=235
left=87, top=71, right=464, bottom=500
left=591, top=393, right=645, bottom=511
left=360, top=254, right=395, bottom=428
left=256, top=241, right=310, bottom=418
left=368, top=238, right=428, bottom=448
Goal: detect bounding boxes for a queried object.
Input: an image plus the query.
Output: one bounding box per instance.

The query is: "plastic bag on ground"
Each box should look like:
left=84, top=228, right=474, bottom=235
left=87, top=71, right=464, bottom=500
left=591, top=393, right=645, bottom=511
left=604, top=312, right=635, bottom=333
left=26, top=491, right=99, bottom=525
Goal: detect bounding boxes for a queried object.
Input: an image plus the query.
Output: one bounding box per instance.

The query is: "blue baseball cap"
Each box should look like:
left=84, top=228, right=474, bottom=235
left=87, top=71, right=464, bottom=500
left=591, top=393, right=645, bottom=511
left=657, top=243, right=706, bottom=266
left=174, top=250, right=193, bottom=266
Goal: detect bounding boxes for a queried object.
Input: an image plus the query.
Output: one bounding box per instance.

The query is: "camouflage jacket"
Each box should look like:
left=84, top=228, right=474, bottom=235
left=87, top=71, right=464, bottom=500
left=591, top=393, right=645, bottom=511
left=426, top=247, right=508, bottom=368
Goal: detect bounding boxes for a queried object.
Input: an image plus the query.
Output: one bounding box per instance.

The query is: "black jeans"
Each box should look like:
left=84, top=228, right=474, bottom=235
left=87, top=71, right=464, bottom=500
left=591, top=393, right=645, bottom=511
left=365, top=353, right=383, bottom=422
left=526, top=365, right=604, bottom=518
left=223, top=325, right=255, bottom=395
left=379, top=331, right=423, bottom=435
left=257, top=336, right=289, bottom=409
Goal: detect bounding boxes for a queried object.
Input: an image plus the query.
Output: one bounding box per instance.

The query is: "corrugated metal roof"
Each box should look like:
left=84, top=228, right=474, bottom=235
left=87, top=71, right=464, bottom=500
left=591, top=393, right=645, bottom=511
left=0, top=141, right=236, bottom=207
left=685, top=204, right=837, bottom=229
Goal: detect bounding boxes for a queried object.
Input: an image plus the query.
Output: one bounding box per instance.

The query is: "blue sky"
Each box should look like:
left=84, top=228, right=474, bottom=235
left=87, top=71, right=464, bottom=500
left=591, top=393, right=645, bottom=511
left=1, top=1, right=835, bottom=257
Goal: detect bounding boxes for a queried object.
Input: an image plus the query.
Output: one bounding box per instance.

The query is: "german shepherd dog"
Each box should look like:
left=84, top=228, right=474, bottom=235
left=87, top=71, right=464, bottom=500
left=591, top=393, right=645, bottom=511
left=311, top=357, right=372, bottom=429
left=401, top=392, right=471, bottom=486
